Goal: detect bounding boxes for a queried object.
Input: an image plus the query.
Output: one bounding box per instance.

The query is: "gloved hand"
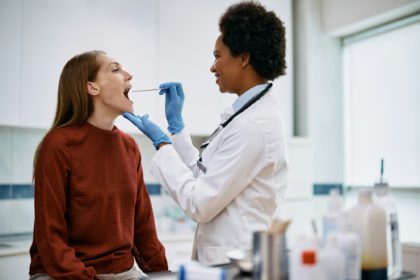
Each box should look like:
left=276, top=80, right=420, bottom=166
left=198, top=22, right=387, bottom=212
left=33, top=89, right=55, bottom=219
left=123, top=113, right=172, bottom=150
left=159, top=82, right=185, bottom=134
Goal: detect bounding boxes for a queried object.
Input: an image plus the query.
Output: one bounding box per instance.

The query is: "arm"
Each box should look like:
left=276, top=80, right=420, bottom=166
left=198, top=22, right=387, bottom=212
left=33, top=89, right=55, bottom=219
left=150, top=119, right=266, bottom=224
left=132, top=146, right=168, bottom=272
left=33, top=135, right=97, bottom=280
left=170, top=127, right=200, bottom=176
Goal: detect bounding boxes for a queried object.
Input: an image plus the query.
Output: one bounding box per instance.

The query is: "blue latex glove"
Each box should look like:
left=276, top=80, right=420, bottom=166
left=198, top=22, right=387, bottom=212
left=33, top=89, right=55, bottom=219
left=123, top=112, right=172, bottom=150
left=159, top=82, right=185, bottom=134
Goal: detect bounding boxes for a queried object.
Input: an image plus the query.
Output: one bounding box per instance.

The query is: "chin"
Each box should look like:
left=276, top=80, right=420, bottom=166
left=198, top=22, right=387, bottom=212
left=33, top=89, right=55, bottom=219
left=123, top=103, right=134, bottom=113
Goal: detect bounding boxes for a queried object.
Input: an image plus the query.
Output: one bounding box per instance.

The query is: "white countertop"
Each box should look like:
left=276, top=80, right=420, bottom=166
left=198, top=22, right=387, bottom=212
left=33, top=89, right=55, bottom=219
left=0, top=239, right=31, bottom=257
left=0, top=232, right=194, bottom=257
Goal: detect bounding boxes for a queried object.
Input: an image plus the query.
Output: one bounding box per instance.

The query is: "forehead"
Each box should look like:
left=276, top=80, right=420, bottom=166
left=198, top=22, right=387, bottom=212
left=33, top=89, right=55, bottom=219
left=97, top=54, right=118, bottom=68
left=214, top=34, right=228, bottom=51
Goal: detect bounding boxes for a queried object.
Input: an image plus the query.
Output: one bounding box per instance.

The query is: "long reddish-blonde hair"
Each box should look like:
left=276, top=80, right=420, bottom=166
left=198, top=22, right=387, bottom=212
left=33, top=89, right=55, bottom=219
left=33, top=50, right=106, bottom=177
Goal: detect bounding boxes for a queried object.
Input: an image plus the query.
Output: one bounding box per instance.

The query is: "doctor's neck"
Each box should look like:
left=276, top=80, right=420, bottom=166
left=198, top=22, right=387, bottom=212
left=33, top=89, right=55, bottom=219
left=236, top=77, right=268, bottom=96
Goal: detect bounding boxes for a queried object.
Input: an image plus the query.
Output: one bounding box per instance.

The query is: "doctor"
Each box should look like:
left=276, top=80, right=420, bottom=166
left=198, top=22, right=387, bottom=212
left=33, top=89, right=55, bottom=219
left=124, top=1, right=288, bottom=266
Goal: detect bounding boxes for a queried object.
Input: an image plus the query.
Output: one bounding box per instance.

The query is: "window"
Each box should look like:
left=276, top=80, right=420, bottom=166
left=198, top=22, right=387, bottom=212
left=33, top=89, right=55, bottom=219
left=343, top=17, right=420, bottom=187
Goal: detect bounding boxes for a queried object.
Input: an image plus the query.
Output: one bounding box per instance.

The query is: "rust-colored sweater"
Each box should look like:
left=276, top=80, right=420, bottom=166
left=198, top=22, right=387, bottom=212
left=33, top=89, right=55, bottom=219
left=29, top=122, right=168, bottom=279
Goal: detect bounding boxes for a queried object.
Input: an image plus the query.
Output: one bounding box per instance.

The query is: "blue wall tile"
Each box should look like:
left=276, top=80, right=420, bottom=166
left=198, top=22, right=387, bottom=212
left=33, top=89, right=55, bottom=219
left=0, top=185, right=12, bottom=199
left=313, top=183, right=343, bottom=195
left=0, top=184, right=34, bottom=199
left=11, top=184, right=34, bottom=199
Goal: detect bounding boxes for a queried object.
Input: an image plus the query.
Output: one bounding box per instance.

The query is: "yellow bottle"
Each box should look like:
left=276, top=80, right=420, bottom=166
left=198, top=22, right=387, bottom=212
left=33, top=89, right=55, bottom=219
left=348, top=190, right=387, bottom=280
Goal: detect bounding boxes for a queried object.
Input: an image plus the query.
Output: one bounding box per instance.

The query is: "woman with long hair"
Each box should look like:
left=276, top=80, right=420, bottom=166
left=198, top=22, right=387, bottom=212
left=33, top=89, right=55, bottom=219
left=29, top=50, right=168, bottom=280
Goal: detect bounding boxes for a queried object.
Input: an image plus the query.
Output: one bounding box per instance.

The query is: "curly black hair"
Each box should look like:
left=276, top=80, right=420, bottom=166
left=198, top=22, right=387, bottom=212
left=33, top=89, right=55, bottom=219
left=219, top=1, right=286, bottom=80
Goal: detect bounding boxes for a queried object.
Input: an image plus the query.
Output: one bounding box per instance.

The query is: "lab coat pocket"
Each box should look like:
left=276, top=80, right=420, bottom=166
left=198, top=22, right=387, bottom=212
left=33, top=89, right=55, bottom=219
left=204, top=246, right=234, bottom=266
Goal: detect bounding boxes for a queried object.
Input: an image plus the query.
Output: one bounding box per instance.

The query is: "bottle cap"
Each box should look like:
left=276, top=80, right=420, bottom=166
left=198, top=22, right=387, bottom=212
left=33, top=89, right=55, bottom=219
left=302, top=250, right=316, bottom=265
left=327, top=188, right=343, bottom=212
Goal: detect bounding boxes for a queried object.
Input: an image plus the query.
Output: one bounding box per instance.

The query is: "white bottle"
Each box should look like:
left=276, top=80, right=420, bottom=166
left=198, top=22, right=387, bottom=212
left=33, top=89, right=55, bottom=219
left=375, top=183, right=402, bottom=278
left=337, top=214, right=361, bottom=280
left=290, top=234, right=320, bottom=280
left=300, top=249, right=321, bottom=280
left=319, top=232, right=345, bottom=280
left=348, top=190, right=387, bottom=280
left=322, top=188, right=343, bottom=244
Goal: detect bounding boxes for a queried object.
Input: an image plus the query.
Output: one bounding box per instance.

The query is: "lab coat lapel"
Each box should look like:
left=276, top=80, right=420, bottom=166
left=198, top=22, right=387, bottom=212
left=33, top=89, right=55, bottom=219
left=220, top=107, right=234, bottom=122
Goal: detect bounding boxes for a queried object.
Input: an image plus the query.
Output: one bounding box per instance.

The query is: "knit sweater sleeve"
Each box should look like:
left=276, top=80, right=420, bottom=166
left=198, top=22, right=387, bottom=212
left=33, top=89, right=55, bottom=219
left=132, top=144, right=168, bottom=272
left=33, top=132, right=97, bottom=280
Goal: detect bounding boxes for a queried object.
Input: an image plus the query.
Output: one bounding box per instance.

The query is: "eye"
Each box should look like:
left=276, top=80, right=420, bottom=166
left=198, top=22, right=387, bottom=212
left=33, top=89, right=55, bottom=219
left=112, top=67, right=120, bottom=72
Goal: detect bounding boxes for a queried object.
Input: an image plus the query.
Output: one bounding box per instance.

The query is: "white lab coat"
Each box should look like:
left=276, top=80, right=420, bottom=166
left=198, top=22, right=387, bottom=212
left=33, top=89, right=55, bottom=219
left=150, top=90, right=288, bottom=266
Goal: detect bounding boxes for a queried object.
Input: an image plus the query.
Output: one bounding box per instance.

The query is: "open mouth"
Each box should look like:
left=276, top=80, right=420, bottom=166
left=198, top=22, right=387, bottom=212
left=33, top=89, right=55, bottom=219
left=123, top=87, right=132, bottom=101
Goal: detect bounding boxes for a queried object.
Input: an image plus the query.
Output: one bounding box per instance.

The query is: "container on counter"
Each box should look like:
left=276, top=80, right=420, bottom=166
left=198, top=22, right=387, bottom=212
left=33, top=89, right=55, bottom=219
left=348, top=190, right=387, bottom=280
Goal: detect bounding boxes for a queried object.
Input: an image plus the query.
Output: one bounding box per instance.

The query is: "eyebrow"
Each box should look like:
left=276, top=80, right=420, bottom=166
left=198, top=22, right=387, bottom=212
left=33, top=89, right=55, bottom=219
left=108, top=62, right=121, bottom=68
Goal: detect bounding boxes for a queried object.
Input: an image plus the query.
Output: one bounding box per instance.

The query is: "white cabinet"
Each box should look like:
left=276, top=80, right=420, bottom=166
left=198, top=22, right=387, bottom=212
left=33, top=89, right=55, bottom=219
left=0, top=0, right=21, bottom=126
left=159, top=234, right=194, bottom=272
left=18, top=0, right=159, bottom=131
left=157, top=0, right=293, bottom=136
left=157, top=0, right=236, bottom=136
left=1, top=0, right=292, bottom=136
left=0, top=253, right=30, bottom=280
left=285, top=138, right=312, bottom=198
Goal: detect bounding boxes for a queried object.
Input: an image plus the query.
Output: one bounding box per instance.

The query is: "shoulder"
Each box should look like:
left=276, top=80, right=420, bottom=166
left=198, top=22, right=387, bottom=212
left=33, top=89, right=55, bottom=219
left=232, top=93, right=286, bottom=145
left=42, top=127, right=73, bottom=148
left=116, top=128, right=137, bottom=148
left=115, top=127, right=141, bottom=156
left=37, top=127, right=75, bottom=163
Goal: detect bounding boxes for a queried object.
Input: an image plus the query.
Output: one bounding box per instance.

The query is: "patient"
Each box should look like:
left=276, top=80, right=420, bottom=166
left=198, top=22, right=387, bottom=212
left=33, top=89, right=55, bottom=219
left=29, top=50, right=168, bottom=280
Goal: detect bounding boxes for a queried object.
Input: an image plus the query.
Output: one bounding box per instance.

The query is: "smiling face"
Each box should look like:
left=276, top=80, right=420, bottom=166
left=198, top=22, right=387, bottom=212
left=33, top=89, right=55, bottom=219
left=210, top=35, right=245, bottom=94
left=87, top=54, right=133, bottom=117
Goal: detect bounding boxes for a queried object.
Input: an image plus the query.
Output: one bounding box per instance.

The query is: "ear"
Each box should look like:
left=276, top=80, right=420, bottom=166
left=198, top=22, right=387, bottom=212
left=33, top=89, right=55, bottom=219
left=240, top=53, right=250, bottom=68
left=87, top=81, right=100, bottom=96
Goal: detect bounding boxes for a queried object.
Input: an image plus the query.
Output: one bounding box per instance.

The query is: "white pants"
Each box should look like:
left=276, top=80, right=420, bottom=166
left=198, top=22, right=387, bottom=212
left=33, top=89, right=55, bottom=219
left=29, top=267, right=147, bottom=280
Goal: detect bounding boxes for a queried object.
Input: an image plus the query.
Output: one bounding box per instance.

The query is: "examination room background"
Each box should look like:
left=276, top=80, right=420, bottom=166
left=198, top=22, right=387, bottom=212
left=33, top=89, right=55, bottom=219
left=1, top=0, right=420, bottom=278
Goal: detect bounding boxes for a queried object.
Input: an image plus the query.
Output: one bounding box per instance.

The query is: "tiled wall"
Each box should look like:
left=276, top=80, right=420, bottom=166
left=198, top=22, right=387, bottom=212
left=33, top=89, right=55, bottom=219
left=1, top=126, right=419, bottom=245
left=0, top=126, right=203, bottom=236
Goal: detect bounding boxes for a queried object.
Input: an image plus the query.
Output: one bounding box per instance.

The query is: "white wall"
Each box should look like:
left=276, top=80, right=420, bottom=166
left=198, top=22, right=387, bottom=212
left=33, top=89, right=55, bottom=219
left=321, top=0, right=420, bottom=36
left=293, top=0, right=343, bottom=183
left=0, top=0, right=294, bottom=137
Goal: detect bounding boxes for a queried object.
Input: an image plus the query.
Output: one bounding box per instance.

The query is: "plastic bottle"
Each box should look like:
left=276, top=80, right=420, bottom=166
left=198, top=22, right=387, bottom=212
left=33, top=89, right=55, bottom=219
left=374, top=158, right=402, bottom=278
left=300, top=249, right=321, bottom=280
left=337, top=214, right=361, bottom=280
left=322, top=188, right=343, bottom=244
left=289, top=234, right=320, bottom=280
left=319, top=232, right=345, bottom=280
left=348, top=190, right=387, bottom=280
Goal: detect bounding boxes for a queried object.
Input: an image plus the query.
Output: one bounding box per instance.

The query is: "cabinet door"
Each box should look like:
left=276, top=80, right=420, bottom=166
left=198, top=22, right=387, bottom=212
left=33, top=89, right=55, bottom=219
left=0, top=254, right=31, bottom=280
left=157, top=0, right=238, bottom=136
left=19, top=0, right=159, bottom=131
left=0, top=0, right=21, bottom=126
left=157, top=0, right=292, bottom=136
left=160, top=237, right=194, bottom=271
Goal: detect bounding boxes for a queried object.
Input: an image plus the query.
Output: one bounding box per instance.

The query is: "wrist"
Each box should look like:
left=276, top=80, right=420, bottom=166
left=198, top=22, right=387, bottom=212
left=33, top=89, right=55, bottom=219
left=157, top=142, right=170, bottom=150
left=152, top=135, right=173, bottom=150
left=168, top=120, right=185, bottom=134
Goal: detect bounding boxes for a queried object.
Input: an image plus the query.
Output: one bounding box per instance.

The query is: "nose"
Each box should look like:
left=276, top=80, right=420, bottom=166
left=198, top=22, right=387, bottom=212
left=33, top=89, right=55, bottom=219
left=125, top=70, right=133, bottom=81
left=210, top=63, right=216, bottom=73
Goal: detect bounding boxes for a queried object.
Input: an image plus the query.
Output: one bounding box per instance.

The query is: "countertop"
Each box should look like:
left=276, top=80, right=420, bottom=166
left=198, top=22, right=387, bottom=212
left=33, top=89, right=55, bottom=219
left=146, top=269, right=416, bottom=280
left=0, top=232, right=194, bottom=257
left=0, top=234, right=32, bottom=257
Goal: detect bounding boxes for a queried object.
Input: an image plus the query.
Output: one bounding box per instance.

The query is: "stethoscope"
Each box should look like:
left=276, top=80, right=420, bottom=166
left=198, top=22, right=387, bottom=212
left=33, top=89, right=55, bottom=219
left=197, top=83, right=273, bottom=173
